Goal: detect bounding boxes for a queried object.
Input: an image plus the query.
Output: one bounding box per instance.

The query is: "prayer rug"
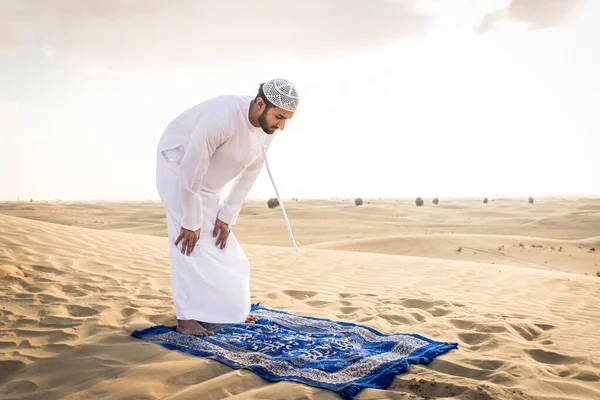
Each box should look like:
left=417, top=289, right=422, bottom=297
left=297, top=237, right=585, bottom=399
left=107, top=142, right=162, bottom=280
left=130, top=303, right=458, bottom=399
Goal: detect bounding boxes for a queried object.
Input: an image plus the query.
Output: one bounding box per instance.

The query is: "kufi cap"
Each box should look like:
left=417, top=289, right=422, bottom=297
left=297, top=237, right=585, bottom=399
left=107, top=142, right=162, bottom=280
left=263, top=78, right=300, bottom=112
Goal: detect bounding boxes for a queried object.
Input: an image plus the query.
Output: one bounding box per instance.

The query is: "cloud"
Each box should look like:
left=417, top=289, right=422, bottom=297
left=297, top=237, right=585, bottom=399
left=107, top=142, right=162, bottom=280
left=479, top=0, right=587, bottom=33
left=0, top=0, right=431, bottom=68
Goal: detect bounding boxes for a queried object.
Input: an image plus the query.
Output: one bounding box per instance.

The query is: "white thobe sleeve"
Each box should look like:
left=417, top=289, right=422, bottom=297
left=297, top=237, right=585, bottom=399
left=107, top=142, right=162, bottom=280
left=217, top=153, right=265, bottom=225
left=178, top=114, right=222, bottom=231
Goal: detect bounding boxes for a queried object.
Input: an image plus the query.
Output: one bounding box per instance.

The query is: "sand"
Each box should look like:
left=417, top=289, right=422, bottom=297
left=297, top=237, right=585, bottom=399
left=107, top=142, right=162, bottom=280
left=1, top=197, right=599, bottom=399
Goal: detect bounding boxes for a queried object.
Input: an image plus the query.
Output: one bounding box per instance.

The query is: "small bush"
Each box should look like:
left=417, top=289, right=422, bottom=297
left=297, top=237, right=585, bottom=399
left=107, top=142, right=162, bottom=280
left=483, top=198, right=488, bottom=204
left=432, top=198, right=439, bottom=205
left=354, top=198, right=363, bottom=206
left=415, top=197, right=424, bottom=207
left=267, top=198, right=280, bottom=209
left=457, top=246, right=463, bottom=252
left=29, top=198, right=33, bottom=202
left=529, top=197, right=534, bottom=204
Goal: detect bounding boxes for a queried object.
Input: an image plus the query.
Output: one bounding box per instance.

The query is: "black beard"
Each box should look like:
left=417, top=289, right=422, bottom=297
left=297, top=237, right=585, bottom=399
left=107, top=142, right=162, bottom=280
left=258, top=107, right=276, bottom=135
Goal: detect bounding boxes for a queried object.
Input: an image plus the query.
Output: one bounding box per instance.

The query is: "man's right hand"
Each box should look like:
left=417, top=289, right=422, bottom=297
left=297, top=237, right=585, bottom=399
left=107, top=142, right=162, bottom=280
left=175, top=227, right=200, bottom=256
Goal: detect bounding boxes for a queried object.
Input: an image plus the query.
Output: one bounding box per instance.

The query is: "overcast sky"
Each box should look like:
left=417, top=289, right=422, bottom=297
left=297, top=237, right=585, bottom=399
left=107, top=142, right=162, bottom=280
left=1, top=0, right=598, bottom=201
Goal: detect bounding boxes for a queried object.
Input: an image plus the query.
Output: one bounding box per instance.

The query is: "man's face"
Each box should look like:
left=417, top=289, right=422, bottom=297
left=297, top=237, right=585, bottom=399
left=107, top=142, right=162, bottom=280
left=258, top=105, right=295, bottom=135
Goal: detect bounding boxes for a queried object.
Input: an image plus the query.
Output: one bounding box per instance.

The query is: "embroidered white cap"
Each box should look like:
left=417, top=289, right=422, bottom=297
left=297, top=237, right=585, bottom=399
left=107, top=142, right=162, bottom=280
left=263, top=78, right=300, bottom=112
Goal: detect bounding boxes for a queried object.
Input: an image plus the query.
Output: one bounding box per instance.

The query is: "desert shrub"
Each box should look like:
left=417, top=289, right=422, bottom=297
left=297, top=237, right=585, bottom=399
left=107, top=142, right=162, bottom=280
left=415, top=197, right=424, bottom=206
left=355, top=198, right=363, bottom=206
left=529, top=197, right=534, bottom=204
left=483, top=198, right=488, bottom=204
left=267, top=198, right=279, bottom=209
left=29, top=198, right=33, bottom=202
left=432, top=198, right=439, bottom=205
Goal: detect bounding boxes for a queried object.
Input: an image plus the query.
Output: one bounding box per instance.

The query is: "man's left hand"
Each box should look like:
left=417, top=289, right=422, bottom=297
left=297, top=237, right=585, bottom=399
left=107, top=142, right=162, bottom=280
left=213, top=218, right=231, bottom=249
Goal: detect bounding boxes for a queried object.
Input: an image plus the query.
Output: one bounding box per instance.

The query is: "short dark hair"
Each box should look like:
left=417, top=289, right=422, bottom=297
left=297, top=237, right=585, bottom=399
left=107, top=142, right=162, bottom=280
left=255, top=83, right=275, bottom=110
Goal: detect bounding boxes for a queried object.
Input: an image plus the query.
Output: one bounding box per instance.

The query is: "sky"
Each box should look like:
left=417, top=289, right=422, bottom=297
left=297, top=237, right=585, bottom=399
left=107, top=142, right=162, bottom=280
left=1, top=0, right=599, bottom=201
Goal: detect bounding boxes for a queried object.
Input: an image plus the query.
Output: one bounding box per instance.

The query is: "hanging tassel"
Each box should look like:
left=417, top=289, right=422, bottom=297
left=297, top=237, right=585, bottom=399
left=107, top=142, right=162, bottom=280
left=263, top=148, right=299, bottom=253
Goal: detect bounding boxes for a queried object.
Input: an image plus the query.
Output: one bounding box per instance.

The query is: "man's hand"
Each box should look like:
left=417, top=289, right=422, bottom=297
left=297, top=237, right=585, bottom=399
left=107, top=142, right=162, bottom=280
left=175, top=227, right=200, bottom=256
left=213, top=218, right=230, bottom=249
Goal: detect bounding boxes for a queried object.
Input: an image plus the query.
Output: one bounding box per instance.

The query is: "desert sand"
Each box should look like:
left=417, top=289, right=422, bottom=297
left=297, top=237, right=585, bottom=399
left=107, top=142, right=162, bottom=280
left=1, top=197, right=599, bottom=399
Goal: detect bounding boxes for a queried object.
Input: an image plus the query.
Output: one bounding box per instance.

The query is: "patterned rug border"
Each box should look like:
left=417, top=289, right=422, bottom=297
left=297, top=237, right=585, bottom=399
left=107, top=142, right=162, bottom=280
left=131, top=303, right=459, bottom=398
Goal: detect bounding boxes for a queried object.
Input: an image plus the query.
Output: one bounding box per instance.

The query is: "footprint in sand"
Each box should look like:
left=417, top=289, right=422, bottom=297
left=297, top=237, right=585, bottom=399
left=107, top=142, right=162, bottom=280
left=526, top=349, right=585, bottom=365
left=17, top=340, right=34, bottom=349
left=428, top=307, right=453, bottom=317
left=0, top=265, right=25, bottom=279
left=25, top=286, right=45, bottom=293
left=0, top=341, right=17, bottom=350
left=401, top=298, right=447, bottom=310
left=451, top=319, right=507, bottom=334
left=457, top=332, right=491, bottom=346
left=58, top=284, right=88, bottom=297
left=410, top=312, right=426, bottom=322
left=14, top=293, right=36, bottom=300
left=339, top=306, right=361, bottom=315
left=65, top=305, right=100, bottom=318
left=0, top=360, right=26, bottom=385
left=397, top=377, right=471, bottom=399
left=37, top=294, right=67, bottom=303
left=31, top=265, right=65, bottom=276
left=1, top=380, right=38, bottom=396
left=39, top=316, right=81, bottom=328
left=42, top=343, right=73, bottom=353
left=534, top=323, right=555, bottom=331
left=281, top=290, right=318, bottom=300
left=136, top=294, right=160, bottom=300
left=120, top=307, right=138, bottom=318
left=306, top=300, right=332, bottom=308
left=378, top=313, right=413, bottom=325
left=508, top=322, right=546, bottom=341
left=13, top=318, right=38, bottom=328
left=572, top=371, right=600, bottom=382
left=470, top=358, right=506, bottom=371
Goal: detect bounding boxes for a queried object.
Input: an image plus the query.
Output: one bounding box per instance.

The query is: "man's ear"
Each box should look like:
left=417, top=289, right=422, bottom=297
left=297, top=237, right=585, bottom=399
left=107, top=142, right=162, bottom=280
left=255, top=97, right=265, bottom=111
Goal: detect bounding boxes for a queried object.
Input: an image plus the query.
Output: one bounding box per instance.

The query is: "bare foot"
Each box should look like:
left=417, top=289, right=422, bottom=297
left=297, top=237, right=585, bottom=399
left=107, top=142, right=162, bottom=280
left=245, top=313, right=259, bottom=323
left=176, top=320, right=214, bottom=336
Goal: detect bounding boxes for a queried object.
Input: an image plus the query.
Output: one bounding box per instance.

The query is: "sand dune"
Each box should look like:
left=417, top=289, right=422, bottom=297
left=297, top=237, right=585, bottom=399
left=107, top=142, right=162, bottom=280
left=306, top=233, right=599, bottom=275
left=1, top=198, right=600, bottom=399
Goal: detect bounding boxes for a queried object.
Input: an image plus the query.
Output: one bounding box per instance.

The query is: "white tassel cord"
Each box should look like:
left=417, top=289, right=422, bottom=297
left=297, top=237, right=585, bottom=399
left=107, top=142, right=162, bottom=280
left=263, top=148, right=299, bottom=253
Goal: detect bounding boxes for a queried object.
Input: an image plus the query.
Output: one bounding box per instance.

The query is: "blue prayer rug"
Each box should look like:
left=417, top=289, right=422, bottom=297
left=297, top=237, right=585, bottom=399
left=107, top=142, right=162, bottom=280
left=131, top=303, right=458, bottom=399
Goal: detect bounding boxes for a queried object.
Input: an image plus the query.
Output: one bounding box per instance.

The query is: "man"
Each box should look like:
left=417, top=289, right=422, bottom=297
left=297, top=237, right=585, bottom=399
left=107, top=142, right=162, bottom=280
left=155, top=78, right=299, bottom=337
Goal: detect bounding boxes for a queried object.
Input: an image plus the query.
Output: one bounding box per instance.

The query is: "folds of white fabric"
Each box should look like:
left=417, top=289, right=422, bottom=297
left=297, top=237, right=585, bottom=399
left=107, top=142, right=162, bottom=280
left=157, top=157, right=251, bottom=324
